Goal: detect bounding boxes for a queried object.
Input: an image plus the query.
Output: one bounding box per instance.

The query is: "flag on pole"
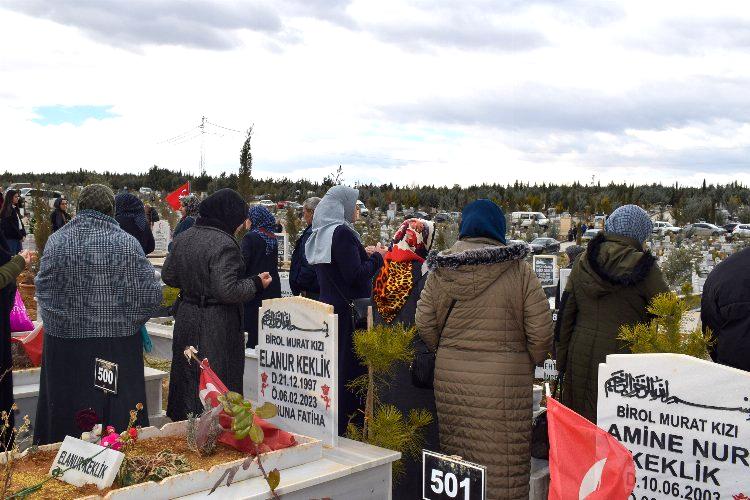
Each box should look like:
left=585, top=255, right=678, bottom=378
left=165, top=181, right=191, bottom=210
left=198, top=359, right=296, bottom=454
left=547, top=395, right=636, bottom=500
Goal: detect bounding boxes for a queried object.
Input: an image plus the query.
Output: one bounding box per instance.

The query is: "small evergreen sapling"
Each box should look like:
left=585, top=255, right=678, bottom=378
left=617, top=292, right=713, bottom=359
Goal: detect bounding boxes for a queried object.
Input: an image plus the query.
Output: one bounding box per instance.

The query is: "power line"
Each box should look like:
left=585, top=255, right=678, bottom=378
left=156, top=126, right=200, bottom=144
left=206, top=120, right=243, bottom=134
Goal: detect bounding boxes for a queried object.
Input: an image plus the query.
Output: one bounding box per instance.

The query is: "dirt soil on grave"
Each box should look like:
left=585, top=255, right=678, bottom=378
left=8, top=436, right=247, bottom=499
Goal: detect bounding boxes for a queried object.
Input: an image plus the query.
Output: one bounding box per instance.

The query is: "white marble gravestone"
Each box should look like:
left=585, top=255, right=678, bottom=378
left=151, top=219, right=171, bottom=255
left=597, top=354, right=750, bottom=499
left=51, top=436, right=124, bottom=489
left=257, top=297, right=338, bottom=447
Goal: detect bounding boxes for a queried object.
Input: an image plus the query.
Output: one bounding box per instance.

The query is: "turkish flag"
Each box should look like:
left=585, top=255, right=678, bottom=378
left=165, top=182, right=190, bottom=210
left=198, top=359, right=296, bottom=454
left=547, top=396, right=635, bottom=500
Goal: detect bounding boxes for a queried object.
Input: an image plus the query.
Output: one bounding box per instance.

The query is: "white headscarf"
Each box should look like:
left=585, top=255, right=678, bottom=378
left=305, top=185, right=359, bottom=265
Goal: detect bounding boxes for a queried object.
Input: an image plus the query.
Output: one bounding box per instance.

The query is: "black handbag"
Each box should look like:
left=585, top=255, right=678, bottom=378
left=411, top=299, right=456, bottom=389
left=330, top=279, right=371, bottom=330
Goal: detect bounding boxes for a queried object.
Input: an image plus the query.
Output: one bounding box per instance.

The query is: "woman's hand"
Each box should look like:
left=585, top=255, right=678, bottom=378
left=258, top=272, right=273, bottom=289
left=19, top=249, right=32, bottom=268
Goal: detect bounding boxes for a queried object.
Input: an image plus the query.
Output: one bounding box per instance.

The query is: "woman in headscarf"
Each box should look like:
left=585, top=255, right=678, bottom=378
left=415, top=199, right=553, bottom=500
left=169, top=195, right=200, bottom=252
left=0, top=190, right=25, bottom=254
left=34, top=184, right=162, bottom=445
left=0, top=236, right=31, bottom=448
left=556, top=204, right=667, bottom=422
left=50, top=198, right=71, bottom=233
left=115, top=192, right=155, bottom=255
left=372, top=217, right=439, bottom=499
left=305, top=185, right=385, bottom=434
left=162, top=189, right=272, bottom=422
left=241, top=205, right=282, bottom=347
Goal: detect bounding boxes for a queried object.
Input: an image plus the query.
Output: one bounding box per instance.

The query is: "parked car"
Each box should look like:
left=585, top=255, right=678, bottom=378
left=356, top=200, right=369, bottom=217
left=529, top=237, right=560, bottom=255
left=686, top=222, right=726, bottom=237
left=723, top=222, right=740, bottom=233
left=19, top=188, right=63, bottom=210
left=732, top=224, right=750, bottom=238
left=139, top=187, right=153, bottom=195
left=652, top=221, right=682, bottom=235
left=259, top=199, right=275, bottom=209
left=581, top=228, right=602, bottom=242
left=511, top=211, right=550, bottom=228
left=277, top=200, right=293, bottom=209
left=413, top=210, right=429, bottom=220
left=433, top=212, right=451, bottom=223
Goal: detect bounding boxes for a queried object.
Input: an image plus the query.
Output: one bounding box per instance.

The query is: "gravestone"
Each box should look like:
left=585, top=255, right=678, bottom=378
left=257, top=297, right=338, bottom=446
left=597, top=353, right=750, bottom=499
left=275, top=233, right=290, bottom=264
left=534, top=358, right=558, bottom=381
left=151, top=220, right=171, bottom=255
left=51, top=436, right=124, bottom=489
left=533, top=255, right=558, bottom=287
left=278, top=271, right=293, bottom=298
left=559, top=268, right=572, bottom=294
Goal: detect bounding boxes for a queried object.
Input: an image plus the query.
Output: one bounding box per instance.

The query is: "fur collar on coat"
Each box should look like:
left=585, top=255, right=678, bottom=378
left=426, top=239, right=529, bottom=271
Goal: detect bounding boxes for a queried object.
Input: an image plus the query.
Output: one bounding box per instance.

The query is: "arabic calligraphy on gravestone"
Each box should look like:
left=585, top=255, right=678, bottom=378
left=257, top=297, right=338, bottom=446
left=597, top=354, right=750, bottom=500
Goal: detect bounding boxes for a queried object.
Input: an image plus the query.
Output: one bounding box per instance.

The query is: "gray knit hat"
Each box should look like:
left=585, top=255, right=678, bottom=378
left=565, top=244, right=585, bottom=267
left=78, top=184, right=115, bottom=217
left=605, top=204, right=652, bottom=244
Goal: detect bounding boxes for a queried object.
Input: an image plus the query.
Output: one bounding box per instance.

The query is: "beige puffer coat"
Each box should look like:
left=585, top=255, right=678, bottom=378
left=416, top=238, right=553, bottom=500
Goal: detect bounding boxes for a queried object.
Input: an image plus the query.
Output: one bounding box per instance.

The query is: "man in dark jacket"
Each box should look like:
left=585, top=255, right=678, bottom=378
left=701, top=248, right=750, bottom=371
left=290, top=197, right=320, bottom=299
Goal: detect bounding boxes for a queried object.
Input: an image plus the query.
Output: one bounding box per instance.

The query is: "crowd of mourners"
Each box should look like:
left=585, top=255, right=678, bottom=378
left=1, top=182, right=749, bottom=499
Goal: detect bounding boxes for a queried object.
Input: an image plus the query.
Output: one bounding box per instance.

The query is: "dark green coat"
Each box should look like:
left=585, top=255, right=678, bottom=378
left=555, top=232, right=668, bottom=422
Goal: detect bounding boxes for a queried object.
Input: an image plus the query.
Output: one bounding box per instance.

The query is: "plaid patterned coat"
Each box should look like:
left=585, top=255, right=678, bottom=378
left=35, top=210, right=162, bottom=339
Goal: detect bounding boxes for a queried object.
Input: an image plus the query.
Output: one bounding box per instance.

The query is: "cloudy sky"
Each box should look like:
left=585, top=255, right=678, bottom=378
left=3, top=0, right=750, bottom=187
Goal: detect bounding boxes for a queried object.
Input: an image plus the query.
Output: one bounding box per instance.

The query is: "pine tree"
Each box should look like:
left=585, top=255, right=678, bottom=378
left=238, top=126, right=253, bottom=201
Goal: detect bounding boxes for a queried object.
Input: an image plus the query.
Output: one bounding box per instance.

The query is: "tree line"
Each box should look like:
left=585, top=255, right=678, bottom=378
left=3, top=167, right=749, bottom=225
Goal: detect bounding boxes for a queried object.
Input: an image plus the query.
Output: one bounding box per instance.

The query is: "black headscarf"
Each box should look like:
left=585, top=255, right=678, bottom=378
left=195, top=189, right=248, bottom=236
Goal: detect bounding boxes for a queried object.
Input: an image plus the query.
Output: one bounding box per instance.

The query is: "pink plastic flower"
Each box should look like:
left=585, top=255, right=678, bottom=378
left=100, top=426, right=123, bottom=451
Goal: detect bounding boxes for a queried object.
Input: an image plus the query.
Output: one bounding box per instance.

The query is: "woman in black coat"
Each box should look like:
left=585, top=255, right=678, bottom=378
left=0, top=239, right=31, bottom=448
left=50, top=198, right=71, bottom=233
left=241, top=205, right=281, bottom=347
left=0, top=190, right=25, bottom=254
left=371, top=218, right=439, bottom=499
left=162, top=189, right=272, bottom=422
left=305, top=185, right=385, bottom=435
left=115, top=193, right=155, bottom=255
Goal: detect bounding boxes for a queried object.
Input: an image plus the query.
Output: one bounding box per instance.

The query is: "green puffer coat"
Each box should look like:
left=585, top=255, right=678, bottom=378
left=555, top=232, right=668, bottom=422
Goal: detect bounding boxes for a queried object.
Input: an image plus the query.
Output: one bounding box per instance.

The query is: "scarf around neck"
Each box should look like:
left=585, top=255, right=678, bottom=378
left=373, top=218, right=435, bottom=323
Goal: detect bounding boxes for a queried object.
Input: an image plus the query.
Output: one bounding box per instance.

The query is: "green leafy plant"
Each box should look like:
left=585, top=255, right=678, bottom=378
left=118, top=449, right=190, bottom=487
left=346, top=324, right=433, bottom=480
left=31, top=188, right=53, bottom=257
left=661, top=246, right=700, bottom=289
left=285, top=206, right=302, bottom=250
left=618, top=292, right=713, bottom=358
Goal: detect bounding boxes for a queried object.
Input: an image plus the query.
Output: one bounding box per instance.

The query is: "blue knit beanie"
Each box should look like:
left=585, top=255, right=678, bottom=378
left=605, top=204, right=652, bottom=244
left=459, top=199, right=506, bottom=244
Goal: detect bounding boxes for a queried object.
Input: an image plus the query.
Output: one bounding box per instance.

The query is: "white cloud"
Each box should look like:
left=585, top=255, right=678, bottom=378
left=3, top=0, right=750, bottom=187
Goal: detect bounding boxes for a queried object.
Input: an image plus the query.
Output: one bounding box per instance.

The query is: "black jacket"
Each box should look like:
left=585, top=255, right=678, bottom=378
left=50, top=209, right=71, bottom=233
left=1, top=207, right=26, bottom=241
left=289, top=225, right=319, bottom=296
left=701, top=247, right=750, bottom=371
left=116, top=216, right=155, bottom=255
left=241, top=231, right=281, bottom=346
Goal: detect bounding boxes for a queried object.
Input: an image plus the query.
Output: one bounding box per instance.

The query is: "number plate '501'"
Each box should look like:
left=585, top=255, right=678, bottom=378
left=94, top=358, right=118, bottom=394
left=422, top=450, right=486, bottom=500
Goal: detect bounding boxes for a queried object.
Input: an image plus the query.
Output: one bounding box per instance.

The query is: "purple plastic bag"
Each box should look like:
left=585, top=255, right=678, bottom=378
left=10, top=290, right=34, bottom=333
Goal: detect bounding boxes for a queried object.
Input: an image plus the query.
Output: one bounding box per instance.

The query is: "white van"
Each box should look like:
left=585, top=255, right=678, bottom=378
left=511, top=211, right=549, bottom=228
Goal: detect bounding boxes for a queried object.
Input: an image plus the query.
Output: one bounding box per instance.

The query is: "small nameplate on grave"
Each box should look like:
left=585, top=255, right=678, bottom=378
left=94, top=358, right=118, bottom=394
left=422, top=450, right=486, bottom=500
left=257, top=297, right=338, bottom=446
left=278, top=271, right=293, bottom=298
left=559, top=268, right=572, bottom=294
left=275, top=232, right=289, bottom=264
left=50, top=436, right=124, bottom=489
left=533, top=255, right=557, bottom=287
left=597, top=353, right=750, bottom=499
left=151, top=219, right=171, bottom=255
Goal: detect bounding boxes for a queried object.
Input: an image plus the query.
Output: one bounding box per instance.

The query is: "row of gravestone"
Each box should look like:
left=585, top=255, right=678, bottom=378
left=259, top=296, right=750, bottom=498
